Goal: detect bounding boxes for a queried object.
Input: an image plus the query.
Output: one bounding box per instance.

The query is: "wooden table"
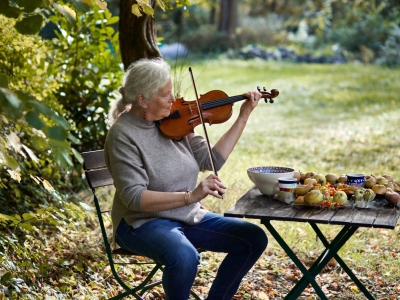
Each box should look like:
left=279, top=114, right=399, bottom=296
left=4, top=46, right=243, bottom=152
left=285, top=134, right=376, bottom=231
left=224, top=186, right=400, bottom=300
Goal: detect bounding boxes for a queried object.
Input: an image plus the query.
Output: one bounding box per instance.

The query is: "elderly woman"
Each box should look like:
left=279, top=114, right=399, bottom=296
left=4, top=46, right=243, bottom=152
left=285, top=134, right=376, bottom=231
left=104, top=58, right=268, bottom=300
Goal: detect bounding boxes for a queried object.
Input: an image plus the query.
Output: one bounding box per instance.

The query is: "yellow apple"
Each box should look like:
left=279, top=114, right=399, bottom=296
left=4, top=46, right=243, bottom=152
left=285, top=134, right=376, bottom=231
left=325, top=173, right=338, bottom=185
left=363, top=189, right=376, bottom=201
left=314, top=173, right=327, bottom=186
left=332, top=191, right=348, bottom=205
left=372, top=184, right=387, bottom=195
left=304, top=178, right=317, bottom=186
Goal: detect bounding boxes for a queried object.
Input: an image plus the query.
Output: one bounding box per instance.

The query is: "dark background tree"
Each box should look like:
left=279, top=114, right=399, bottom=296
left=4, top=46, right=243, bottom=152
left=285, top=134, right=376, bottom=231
left=119, top=0, right=161, bottom=70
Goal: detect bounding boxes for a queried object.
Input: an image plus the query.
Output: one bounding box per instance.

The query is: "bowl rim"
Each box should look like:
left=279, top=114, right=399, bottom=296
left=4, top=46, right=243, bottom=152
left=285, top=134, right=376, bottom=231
left=247, top=166, right=295, bottom=174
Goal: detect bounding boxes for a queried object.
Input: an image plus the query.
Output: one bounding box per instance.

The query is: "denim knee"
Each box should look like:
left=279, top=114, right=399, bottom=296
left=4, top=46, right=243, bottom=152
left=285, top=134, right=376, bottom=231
left=246, top=222, right=268, bottom=254
left=164, top=244, right=200, bottom=275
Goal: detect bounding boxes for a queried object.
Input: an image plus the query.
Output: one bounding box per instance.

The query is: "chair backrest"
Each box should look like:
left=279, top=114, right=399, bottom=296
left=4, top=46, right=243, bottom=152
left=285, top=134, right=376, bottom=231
left=81, top=150, right=117, bottom=253
left=81, top=150, right=113, bottom=190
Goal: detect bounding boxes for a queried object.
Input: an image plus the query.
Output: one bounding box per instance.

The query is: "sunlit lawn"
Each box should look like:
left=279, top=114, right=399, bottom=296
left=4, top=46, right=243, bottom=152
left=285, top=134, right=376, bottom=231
left=170, top=58, right=400, bottom=298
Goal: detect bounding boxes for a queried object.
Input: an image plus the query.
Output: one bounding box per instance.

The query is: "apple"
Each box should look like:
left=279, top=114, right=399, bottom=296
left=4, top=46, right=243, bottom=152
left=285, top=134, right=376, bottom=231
left=299, top=171, right=306, bottom=182
left=325, top=173, right=338, bottom=185
left=385, top=190, right=400, bottom=205
left=364, top=175, right=376, bottom=188
left=353, top=189, right=365, bottom=201
left=386, top=182, right=395, bottom=190
left=363, top=189, right=376, bottom=201
left=293, top=171, right=301, bottom=182
left=314, top=173, right=327, bottom=186
left=304, top=190, right=324, bottom=204
left=304, top=178, right=317, bottom=186
left=304, top=172, right=316, bottom=180
left=337, top=174, right=347, bottom=184
left=382, top=174, right=393, bottom=182
left=376, top=176, right=389, bottom=185
left=372, top=184, right=387, bottom=195
left=332, top=191, right=348, bottom=205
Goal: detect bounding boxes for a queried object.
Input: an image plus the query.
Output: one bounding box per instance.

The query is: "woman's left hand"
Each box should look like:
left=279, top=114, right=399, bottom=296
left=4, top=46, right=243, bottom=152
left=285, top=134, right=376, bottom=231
left=239, top=90, right=263, bottom=119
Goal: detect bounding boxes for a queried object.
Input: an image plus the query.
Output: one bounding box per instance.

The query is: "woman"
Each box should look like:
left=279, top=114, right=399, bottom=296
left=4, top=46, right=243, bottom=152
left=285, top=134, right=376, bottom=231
left=104, top=58, right=268, bottom=300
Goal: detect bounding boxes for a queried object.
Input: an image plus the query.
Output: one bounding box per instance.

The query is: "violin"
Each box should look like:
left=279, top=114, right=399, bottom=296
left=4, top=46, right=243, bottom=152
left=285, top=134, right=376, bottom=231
left=157, top=87, right=279, bottom=140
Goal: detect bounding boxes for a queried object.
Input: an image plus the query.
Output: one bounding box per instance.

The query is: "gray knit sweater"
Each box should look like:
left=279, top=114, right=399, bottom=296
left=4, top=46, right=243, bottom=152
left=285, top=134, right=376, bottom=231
left=104, top=112, right=226, bottom=241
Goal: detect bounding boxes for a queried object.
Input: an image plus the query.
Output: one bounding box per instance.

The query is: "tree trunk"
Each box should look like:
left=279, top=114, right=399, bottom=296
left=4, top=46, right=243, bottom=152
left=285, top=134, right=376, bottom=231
left=119, top=0, right=161, bottom=70
left=218, top=0, right=238, bottom=44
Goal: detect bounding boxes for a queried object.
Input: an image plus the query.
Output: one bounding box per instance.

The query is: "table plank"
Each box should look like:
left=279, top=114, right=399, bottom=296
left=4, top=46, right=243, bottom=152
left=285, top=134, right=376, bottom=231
left=346, top=209, right=378, bottom=227
left=245, top=198, right=298, bottom=220
left=292, top=207, right=337, bottom=224
left=329, top=207, right=359, bottom=225
left=225, top=186, right=262, bottom=217
left=373, top=209, right=400, bottom=229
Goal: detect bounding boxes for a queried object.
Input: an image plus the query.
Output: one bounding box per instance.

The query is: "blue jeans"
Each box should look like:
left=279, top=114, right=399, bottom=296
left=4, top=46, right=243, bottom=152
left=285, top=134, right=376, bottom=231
left=116, top=212, right=268, bottom=300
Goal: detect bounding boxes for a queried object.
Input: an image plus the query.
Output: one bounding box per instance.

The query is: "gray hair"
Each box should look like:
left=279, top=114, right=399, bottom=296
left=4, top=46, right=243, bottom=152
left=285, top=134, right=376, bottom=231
left=108, top=58, right=171, bottom=124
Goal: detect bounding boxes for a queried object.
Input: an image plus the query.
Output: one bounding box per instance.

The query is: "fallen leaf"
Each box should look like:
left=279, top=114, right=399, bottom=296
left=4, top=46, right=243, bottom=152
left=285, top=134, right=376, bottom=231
left=258, top=291, right=269, bottom=299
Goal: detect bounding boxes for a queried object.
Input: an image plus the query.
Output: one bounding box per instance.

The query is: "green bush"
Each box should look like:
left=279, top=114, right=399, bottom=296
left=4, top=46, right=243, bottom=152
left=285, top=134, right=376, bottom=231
left=377, top=24, right=400, bottom=67
left=0, top=14, right=74, bottom=214
left=49, top=3, right=122, bottom=154
left=0, top=1, right=122, bottom=215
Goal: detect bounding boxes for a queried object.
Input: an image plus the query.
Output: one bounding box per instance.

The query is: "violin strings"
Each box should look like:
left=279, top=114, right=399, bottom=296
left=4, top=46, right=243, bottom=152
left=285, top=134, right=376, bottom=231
left=167, top=95, right=246, bottom=116
left=202, top=95, right=245, bottom=110
left=172, top=95, right=247, bottom=115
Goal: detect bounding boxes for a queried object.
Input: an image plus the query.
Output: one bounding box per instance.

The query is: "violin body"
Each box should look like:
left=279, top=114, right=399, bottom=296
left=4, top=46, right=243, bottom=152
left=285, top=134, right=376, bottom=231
left=159, top=90, right=233, bottom=140
left=158, top=87, right=279, bottom=140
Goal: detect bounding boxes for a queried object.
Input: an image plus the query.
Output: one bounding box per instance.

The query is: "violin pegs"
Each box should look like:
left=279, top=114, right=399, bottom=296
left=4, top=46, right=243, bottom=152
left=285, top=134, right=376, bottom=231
left=257, top=86, right=261, bottom=92
left=264, top=98, right=268, bottom=104
left=263, top=87, right=267, bottom=92
left=269, top=98, right=274, bottom=104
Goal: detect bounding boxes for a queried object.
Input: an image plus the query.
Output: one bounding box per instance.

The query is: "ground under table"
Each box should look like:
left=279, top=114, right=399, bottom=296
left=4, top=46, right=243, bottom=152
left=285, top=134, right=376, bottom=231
left=224, top=186, right=400, bottom=299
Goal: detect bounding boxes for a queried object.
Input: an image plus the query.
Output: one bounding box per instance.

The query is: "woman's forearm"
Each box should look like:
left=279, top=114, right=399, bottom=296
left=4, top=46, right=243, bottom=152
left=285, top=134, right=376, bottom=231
left=213, top=114, right=248, bottom=160
left=140, top=190, right=187, bottom=212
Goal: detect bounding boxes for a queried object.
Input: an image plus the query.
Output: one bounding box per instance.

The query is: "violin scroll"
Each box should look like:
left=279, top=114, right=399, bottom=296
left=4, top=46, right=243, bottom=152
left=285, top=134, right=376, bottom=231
left=257, top=86, right=279, bottom=103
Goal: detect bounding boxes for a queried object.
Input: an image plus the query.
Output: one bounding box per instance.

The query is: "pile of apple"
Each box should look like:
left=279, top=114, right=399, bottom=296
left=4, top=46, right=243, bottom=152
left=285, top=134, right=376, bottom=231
left=293, top=171, right=400, bottom=208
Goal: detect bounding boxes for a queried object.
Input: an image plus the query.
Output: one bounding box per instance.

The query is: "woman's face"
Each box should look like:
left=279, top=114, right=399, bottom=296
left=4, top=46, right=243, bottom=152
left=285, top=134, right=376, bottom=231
left=145, top=79, right=175, bottom=121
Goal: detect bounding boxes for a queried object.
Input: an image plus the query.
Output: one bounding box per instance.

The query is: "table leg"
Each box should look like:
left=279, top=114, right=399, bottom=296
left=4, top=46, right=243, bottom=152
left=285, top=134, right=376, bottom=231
left=310, top=224, right=375, bottom=300
left=261, top=220, right=328, bottom=300
left=285, top=224, right=357, bottom=299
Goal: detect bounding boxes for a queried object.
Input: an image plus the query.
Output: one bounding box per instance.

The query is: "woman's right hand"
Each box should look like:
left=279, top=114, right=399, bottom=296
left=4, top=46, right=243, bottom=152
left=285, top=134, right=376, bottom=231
left=190, top=174, right=226, bottom=204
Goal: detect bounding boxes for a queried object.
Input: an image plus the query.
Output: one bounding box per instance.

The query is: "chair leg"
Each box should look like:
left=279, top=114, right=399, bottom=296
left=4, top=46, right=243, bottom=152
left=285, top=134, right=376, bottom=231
left=190, top=289, right=202, bottom=300
left=106, top=263, right=164, bottom=300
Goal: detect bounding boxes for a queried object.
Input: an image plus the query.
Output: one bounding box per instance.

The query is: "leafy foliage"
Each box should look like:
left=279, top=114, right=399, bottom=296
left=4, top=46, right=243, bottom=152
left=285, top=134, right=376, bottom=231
left=0, top=14, right=76, bottom=214
left=48, top=1, right=122, bottom=154
left=377, top=24, right=400, bottom=67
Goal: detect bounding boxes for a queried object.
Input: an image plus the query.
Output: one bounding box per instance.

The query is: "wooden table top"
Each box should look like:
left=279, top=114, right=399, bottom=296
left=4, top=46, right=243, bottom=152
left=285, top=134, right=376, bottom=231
left=224, top=186, right=400, bottom=229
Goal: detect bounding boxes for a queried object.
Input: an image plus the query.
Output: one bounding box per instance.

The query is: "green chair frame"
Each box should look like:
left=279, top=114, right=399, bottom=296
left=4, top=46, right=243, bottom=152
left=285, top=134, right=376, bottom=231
left=82, top=150, right=202, bottom=300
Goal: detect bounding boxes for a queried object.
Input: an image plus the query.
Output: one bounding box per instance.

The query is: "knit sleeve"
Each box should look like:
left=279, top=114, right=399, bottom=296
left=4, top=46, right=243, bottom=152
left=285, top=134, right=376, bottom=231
left=104, top=126, right=147, bottom=212
left=187, top=132, right=226, bottom=172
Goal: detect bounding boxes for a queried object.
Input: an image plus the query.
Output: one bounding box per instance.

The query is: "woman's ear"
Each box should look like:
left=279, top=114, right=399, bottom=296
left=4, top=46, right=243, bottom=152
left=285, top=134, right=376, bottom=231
left=137, top=94, right=147, bottom=109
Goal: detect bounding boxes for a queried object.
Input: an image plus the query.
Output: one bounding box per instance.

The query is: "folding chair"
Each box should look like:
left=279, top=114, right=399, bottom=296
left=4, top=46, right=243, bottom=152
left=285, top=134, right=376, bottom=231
left=82, top=150, right=202, bottom=300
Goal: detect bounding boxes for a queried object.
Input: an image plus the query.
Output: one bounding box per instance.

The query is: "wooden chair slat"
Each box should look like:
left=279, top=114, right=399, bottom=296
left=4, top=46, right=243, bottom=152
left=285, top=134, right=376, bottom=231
left=82, top=150, right=106, bottom=170
left=85, top=168, right=114, bottom=189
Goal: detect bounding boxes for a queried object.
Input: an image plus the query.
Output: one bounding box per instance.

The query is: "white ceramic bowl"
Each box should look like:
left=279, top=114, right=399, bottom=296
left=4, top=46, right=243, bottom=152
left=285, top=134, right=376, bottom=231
left=247, top=166, right=295, bottom=196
